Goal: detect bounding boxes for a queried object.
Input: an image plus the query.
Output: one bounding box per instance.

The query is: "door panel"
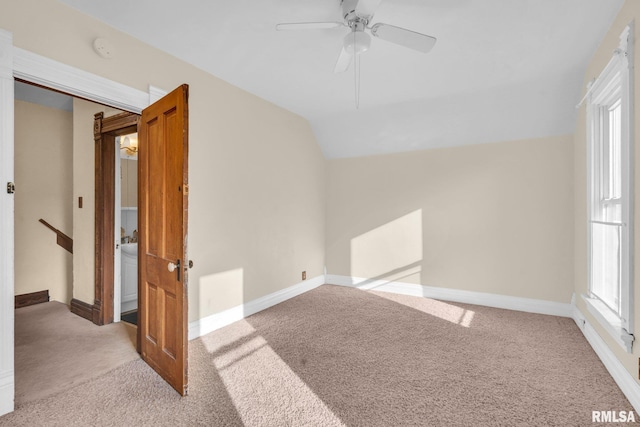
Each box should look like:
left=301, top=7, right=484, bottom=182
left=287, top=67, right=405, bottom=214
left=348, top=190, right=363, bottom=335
left=139, top=85, right=189, bottom=396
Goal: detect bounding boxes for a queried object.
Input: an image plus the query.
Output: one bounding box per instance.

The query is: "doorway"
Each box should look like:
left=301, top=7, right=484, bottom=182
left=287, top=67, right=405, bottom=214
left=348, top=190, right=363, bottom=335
left=12, top=82, right=140, bottom=405
left=93, top=117, right=140, bottom=327
left=13, top=82, right=189, bottom=400
left=0, top=36, right=171, bottom=415
left=0, top=38, right=187, bottom=414
left=1, top=38, right=191, bottom=414
left=118, top=132, right=139, bottom=326
left=92, top=111, right=139, bottom=327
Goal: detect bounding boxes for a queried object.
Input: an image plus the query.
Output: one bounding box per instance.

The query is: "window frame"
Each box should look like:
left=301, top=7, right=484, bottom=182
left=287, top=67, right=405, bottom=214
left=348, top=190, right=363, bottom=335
left=585, top=23, right=634, bottom=353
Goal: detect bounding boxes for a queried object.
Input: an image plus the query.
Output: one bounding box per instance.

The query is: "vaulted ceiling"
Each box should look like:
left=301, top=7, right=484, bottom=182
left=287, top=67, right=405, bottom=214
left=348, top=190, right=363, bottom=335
left=59, top=0, right=624, bottom=158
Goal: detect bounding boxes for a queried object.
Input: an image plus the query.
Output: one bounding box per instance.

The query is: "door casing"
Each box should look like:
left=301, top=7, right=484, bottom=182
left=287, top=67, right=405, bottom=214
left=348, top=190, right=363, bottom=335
left=93, top=112, right=139, bottom=326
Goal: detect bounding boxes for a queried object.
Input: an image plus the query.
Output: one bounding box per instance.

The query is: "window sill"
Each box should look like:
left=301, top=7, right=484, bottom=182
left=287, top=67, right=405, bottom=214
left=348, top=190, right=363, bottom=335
left=582, top=294, right=634, bottom=353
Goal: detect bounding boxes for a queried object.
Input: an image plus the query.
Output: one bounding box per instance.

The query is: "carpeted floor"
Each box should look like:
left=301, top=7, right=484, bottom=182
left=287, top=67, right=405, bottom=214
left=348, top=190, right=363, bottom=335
left=1, top=285, right=634, bottom=426
left=13, top=301, right=139, bottom=405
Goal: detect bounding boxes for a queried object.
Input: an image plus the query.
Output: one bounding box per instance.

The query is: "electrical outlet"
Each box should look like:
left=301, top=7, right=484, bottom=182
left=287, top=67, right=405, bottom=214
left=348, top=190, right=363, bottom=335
left=302, top=271, right=306, bottom=280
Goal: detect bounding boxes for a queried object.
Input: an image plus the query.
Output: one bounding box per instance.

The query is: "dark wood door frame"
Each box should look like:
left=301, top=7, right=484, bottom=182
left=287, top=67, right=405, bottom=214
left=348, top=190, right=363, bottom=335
left=69, top=111, right=139, bottom=325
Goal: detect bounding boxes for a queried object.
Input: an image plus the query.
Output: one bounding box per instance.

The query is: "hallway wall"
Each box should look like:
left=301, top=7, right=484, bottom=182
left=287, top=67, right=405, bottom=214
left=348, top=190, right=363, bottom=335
left=14, top=99, right=73, bottom=303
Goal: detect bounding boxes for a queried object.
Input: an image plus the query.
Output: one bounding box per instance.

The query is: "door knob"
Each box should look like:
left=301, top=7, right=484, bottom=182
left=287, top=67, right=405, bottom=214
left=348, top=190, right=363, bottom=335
left=168, top=259, right=181, bottom=281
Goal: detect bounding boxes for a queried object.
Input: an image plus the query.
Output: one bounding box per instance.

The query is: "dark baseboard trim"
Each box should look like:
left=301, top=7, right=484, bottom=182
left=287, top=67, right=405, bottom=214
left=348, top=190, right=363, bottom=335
left=15, top=290, right=49, bottom=309
left=70, top=298, right=94, bottom=322
left=92, top=301, right=103, bottom=325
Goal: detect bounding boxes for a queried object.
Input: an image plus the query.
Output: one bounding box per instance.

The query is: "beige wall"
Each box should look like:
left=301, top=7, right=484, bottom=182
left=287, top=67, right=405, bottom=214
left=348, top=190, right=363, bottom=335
left=574, top=0, right=640, bottom=383
left=2, top=0, right=326, bottom=321
left=327, top=135, right=575, bottom=303
left=71, top=98, right=96, bottom=304
left=121, top=158, right=137, bottom=208
left=72, top=99, right=125, bottom=305
left=14, top=100, right=73, bottom=302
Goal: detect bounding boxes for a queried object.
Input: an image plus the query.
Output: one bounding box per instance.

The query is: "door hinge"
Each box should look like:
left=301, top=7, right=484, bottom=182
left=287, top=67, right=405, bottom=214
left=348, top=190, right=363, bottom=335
left=6, top=182, right=15, bottom=194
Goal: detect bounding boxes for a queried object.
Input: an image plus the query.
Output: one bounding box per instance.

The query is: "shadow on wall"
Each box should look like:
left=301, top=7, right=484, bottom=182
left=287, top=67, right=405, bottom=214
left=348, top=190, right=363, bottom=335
left=349, top=209, right=423, bottom=286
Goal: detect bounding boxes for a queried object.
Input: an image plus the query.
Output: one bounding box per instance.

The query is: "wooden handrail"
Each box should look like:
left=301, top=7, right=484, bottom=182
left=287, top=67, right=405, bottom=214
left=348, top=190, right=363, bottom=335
left=39, top=219, right=73, bottom=254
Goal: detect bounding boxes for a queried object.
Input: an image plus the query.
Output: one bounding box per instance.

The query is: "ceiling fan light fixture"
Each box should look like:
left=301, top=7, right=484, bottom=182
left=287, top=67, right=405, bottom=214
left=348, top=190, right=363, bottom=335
left=343, top=31, right=371, bottom=55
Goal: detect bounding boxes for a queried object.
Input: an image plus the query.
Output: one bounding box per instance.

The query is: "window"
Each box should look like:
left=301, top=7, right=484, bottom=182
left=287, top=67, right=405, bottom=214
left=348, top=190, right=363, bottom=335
left=584, top=24, right=634, bottom=353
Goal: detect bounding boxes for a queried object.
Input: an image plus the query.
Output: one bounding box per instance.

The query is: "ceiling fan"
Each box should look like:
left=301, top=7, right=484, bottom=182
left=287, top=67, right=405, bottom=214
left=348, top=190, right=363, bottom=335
left=275, top=0, right=437, bottom=74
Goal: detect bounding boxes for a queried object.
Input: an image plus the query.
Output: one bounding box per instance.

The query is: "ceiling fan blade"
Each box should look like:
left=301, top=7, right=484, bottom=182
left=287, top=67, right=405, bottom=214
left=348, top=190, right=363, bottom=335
left=356, top=0, right=383, bottom=21
left=370, top=23, right=437, bottom=53
left=275, top=22, right=344, bottom=31
left=334, top=47, right=353, bottom=73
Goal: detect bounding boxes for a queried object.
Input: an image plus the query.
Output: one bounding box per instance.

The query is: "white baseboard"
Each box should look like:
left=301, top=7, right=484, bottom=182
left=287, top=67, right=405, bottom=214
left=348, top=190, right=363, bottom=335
left=325, top=275, right=573, bottom=318
left=0, top=369, right=14, bottom=416
left=121, top=300, right=137, bottom=314
left=573, top=306, right=640, bottom=414
left=188, top=275, right=325, bottom=340
left=189, top=274, right=573, bottom=341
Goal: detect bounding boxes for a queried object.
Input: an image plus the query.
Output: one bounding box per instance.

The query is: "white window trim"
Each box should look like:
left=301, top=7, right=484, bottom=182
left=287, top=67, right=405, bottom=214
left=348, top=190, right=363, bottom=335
left=586, top=22, right=635, bottom=353
left=582, top=294, right=634, bottom=352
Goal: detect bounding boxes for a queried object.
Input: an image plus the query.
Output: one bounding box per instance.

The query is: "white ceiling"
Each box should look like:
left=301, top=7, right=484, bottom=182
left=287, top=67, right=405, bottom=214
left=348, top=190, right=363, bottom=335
left=58, top=0, right=624, bottom=158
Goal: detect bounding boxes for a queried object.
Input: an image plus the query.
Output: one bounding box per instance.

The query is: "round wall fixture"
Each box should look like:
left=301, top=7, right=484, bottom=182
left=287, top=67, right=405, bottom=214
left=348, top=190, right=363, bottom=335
left=93, top=38, right=115, bottom=59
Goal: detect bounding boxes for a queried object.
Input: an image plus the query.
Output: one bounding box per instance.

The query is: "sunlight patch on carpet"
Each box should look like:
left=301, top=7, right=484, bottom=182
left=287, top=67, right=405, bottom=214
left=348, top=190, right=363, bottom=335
left=372, top=291, right=475, bottom=327
left=201, top=320, right=256, bottom=354
left=201, top=320, right=346, bottom=426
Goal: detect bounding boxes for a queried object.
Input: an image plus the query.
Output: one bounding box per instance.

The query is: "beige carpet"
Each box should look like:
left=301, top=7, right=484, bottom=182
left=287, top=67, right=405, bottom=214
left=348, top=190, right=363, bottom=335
left=14, top=301, right=139, bottom=405
left=1, top=285, right=634, bottom=426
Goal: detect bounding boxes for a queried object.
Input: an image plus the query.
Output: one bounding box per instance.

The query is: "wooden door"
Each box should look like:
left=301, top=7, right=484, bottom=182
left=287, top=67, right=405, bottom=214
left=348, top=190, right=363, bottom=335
left=138, top=85, right=189, bottom=395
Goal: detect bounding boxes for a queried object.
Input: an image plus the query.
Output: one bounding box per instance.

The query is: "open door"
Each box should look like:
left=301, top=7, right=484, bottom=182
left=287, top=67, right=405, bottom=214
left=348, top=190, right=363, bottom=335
left=138, top=85, right=189, bottom=395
